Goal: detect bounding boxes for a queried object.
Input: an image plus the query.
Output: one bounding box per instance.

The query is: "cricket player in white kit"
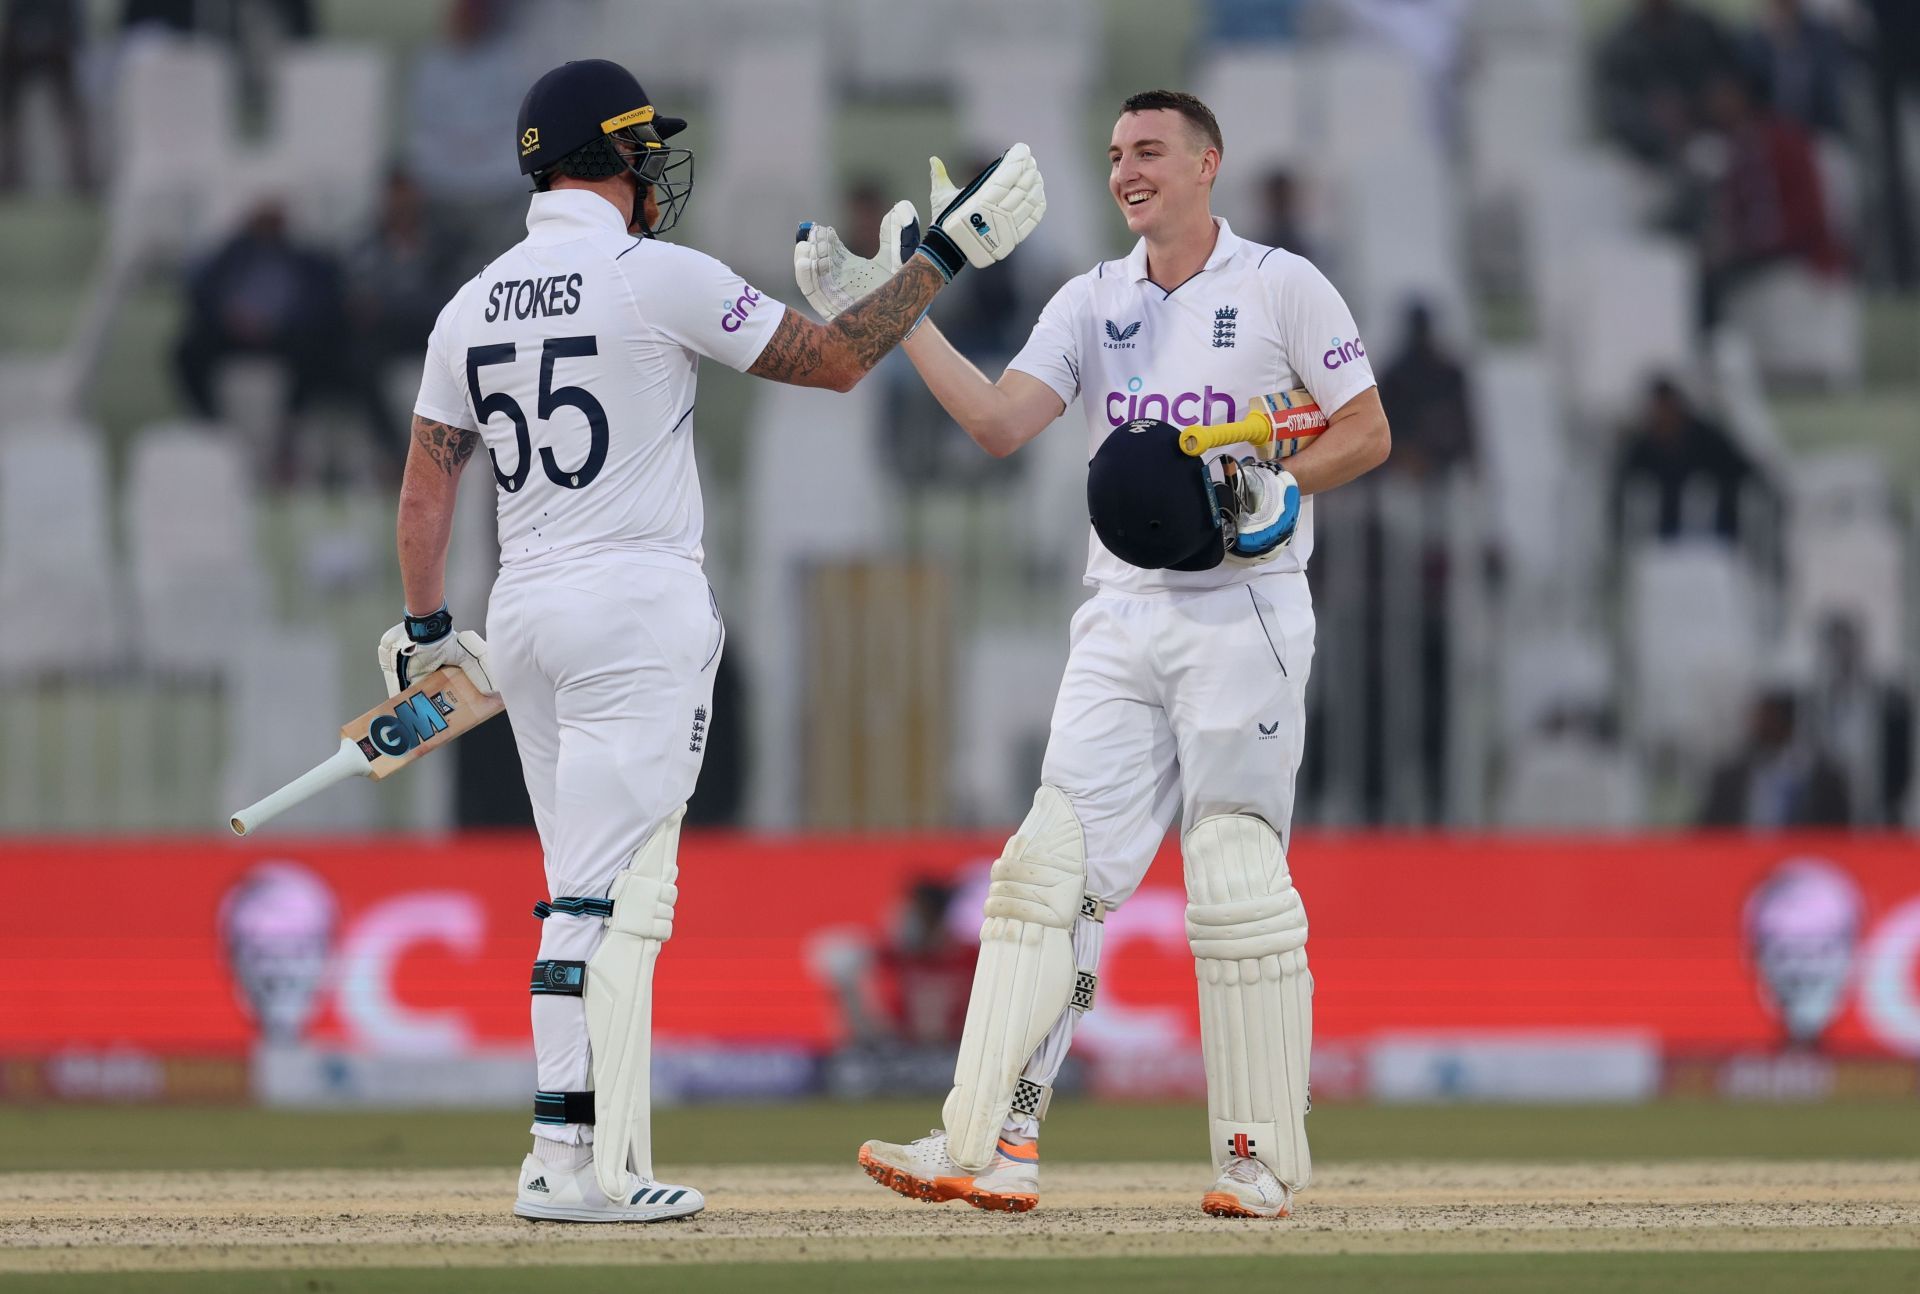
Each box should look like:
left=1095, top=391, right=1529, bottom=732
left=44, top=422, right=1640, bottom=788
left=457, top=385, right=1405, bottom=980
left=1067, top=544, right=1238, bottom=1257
left=383, top=58, right=1047, bottom=1222
left=797, top=90, right=1391, bottom=1217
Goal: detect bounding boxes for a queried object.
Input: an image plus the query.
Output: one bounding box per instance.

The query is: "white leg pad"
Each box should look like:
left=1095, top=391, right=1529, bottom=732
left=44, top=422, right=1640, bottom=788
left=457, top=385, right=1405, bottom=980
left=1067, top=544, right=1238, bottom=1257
left=585, top=805, right=683, bottom=1202
left=1184, top=813, right=1312, bottom=1192
left=942, top=786, right=1086, bottom=1171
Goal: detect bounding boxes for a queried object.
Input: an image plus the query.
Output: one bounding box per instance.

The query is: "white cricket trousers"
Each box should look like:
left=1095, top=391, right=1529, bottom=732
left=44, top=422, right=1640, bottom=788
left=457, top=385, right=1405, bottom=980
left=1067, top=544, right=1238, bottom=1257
left=486, top=552, right=723, bottom=1146
left=1012, top=570, right=1315, bottom=1127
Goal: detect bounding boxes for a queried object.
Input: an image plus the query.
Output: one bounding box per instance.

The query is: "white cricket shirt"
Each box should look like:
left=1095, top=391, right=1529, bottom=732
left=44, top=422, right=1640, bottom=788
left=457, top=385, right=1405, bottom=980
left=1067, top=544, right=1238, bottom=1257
left=415, top=190, right=786, bottom=571
left=1008, top=217, right=1376, bottom=592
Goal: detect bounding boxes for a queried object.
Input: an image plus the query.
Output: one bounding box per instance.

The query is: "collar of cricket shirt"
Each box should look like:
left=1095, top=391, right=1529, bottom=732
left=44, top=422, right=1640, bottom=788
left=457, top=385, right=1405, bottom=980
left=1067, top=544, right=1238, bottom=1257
left=525, top=188, right=633, bottom=241
left=1125, top=216, right=1243, bottom=292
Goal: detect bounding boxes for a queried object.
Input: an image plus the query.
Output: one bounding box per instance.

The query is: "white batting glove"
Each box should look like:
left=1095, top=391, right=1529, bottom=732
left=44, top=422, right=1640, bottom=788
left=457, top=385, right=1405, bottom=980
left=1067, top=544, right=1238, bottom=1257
left=378, top=605, right=496, bottom=697
left=1220, top=457, right=1301, bottom=565
left=913, top=144, right=1047, bottom=280
left=792, top=199, right=920, bottom=321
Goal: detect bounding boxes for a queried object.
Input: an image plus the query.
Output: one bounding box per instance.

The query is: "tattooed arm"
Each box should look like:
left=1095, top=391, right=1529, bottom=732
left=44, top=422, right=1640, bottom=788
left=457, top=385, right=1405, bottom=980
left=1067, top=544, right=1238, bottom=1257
left=396, top=413, right=478, bottom=614
left=746, top=256, right=946, bottom=391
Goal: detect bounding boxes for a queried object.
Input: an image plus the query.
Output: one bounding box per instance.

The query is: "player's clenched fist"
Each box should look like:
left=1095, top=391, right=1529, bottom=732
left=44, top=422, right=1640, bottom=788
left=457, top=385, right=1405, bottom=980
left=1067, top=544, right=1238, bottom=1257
left=1220, top=457, right=1300, bottom=565
left=378, top=603, right=497, bottom=697
left=916, top=143, right=1047, bottom=279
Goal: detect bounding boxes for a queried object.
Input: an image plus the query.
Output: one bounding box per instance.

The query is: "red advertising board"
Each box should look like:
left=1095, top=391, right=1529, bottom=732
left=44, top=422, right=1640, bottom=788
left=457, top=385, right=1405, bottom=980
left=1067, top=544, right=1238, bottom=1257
left=2, top=833, right=1917, bottom=1086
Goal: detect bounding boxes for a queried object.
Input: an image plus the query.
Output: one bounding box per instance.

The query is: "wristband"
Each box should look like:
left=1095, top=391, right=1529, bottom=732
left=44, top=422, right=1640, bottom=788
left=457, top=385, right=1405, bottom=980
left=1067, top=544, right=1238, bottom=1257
left=914, top=229, right=966, bottom=283
left=404, top=602, right=454, bottom=645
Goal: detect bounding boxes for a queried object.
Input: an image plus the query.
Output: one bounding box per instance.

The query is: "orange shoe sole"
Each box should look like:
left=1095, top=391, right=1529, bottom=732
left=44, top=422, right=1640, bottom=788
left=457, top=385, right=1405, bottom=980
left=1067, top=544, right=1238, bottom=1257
left=1202, top=1189, right=1290, bottom=1219
left=858, top=1146, right=1039, bottom=1213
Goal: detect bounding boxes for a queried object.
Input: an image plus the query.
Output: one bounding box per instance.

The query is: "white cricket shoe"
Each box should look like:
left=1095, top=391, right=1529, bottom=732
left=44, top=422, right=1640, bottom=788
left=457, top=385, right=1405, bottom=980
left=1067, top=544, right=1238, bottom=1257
left=1202, top=1155, right=1293, bottom=1219
left=512, top=1153, right=705, bottom=1222
left=858, top=1130, right=1041, bottom=1213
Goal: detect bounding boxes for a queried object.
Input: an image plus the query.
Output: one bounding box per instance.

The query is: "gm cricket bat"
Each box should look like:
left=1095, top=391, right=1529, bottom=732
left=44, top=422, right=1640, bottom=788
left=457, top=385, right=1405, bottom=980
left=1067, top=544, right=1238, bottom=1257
left=227, top=667, right=505, bottom=836
left=1178, top=388, right=1327, bottom=458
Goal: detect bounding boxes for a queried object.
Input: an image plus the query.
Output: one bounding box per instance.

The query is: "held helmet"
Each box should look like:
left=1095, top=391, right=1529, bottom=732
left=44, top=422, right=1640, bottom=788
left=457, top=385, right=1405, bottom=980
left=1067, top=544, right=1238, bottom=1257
left=516, top=59, right=694, bottom=234
left=1086, top=419, right=1229, bottom=571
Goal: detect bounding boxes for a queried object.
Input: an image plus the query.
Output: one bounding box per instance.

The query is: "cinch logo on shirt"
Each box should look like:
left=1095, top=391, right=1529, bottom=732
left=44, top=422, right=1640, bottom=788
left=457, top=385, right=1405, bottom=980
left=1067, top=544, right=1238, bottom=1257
left=1323, top=334, right=1366, bottom=370
left=1104, top=375, right=1238, bottom=427
left=1103, top=319, right=1142, bottom=349
left=721, top=286, right=764, bottom=333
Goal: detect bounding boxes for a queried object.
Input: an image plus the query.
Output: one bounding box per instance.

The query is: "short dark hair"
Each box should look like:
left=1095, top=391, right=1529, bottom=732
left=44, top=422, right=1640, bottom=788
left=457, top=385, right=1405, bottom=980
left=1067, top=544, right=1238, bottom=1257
left=1120, top=90, right=1223, bottom=156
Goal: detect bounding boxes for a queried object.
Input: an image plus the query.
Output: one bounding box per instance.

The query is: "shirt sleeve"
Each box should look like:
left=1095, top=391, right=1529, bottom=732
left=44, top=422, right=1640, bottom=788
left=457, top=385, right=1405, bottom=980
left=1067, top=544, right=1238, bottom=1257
left=1005, top=278, right=1084, bottom=408
left=412, top=292, right=479, bottom=432
left=634, top=244, right=788, bottom=372
left=1272, top=253, right=1376, bottom=415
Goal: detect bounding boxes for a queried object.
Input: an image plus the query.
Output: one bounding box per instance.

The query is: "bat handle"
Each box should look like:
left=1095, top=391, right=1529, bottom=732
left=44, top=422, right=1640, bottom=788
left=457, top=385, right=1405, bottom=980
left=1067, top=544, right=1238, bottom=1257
left=1179, top=410, right=1273, bottom=457
left=228, top=738, right=366, bottom=836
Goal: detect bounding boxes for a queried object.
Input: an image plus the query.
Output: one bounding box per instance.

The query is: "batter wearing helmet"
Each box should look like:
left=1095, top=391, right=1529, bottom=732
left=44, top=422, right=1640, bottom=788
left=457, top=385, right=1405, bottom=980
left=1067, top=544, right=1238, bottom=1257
left=796, top=90, right=1390, bottom=1218
left=384, top=58, right=1047, bottom=1222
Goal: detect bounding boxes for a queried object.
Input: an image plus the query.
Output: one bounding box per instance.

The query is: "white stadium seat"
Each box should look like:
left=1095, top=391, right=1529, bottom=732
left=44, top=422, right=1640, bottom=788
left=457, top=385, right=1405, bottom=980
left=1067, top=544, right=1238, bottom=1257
left=222, top=630, right=375, bottom=832
left=1194, top=47, right=1309, bottom=234
left=111, top=36, right=238, bottom=263
left=1625, top=542, right=1762, bottom=760
left=259, top=43, right=393, bottom=245
left=124, top=425, right=272, bottom=675
left=1561, top=238, right=1694, bottom=428
left=0, top=432, right=122, bottom=676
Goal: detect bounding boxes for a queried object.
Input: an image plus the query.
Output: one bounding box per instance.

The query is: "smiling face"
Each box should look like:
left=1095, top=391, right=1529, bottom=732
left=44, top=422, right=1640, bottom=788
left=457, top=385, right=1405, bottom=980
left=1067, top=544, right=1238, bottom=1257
left=1109, top=108, right=1218, bottom=238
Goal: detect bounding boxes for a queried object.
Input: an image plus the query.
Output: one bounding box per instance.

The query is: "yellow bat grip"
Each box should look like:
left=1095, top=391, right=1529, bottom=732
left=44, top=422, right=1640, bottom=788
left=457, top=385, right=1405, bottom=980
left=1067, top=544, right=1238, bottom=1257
left=1178, top=410, right=1272, bottom=457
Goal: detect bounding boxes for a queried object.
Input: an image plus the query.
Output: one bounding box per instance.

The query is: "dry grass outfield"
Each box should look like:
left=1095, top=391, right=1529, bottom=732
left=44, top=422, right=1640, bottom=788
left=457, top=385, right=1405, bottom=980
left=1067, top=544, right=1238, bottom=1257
left=2, top=1160, right=1917, bottom=1274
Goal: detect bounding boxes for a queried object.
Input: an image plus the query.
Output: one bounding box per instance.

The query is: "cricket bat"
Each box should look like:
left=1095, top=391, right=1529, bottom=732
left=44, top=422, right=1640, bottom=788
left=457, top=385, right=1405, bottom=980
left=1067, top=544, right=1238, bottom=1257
left=227, top=667, right=505, bottom=836
left=1178, top=388, right=1327, bottom=458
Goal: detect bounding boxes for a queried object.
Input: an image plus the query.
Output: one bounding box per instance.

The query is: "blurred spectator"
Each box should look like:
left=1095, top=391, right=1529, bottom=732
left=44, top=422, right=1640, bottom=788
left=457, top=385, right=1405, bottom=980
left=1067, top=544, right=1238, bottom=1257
left=1699, top=688, right=1850, bottom=828
left=1252, top=168, right=1313, bottom=263
left=1596, top=0, right=1741, bottom=167
left=839, top=176, right=891, bottom=261
left=119, top=0, right=194, bottom=35
left=345, top=169, right=456, bottom=468
left=1741, top=0, right=1854, bottom=139
left=173, top=198, right=346, bottom=466
left=1344, top=303, right=1478, bottom=825
left=814, top=876, right=976, bottom=1045
left=403, top=0, right=535, bottom=255
left=1376, top=300, right=1473, bottom=481
left=1864, top=0, right=1920, bottom=287
left=1694, top=69, right=1844, bottom=327
left=872, top=879, right=976, bottom=1044
left=1498, top=705, right=1647, bottom=830
left=1610, top=377, right=1776, bottom=547
left=1806, top=615, right=1911, bottom=826
left=0, top=0, right=92, bottom=194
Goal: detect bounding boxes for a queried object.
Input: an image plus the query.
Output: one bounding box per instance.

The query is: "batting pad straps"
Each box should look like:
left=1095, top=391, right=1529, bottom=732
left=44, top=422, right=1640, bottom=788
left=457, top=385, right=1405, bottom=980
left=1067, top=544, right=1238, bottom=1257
left=942, top=785, right=1087, bottom=1172
left=534, top=1089, right=595, bottom=1125
left=1184, top=813, right=1314, bottom=1194
left=530, top=959, right=586, bottom=996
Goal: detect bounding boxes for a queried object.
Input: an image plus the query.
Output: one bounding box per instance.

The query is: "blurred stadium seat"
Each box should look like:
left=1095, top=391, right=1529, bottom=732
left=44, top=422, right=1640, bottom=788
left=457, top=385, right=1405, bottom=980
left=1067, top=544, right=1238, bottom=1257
left=1625, top=541, right=1763, bottom=763
left=0, top=430, right=121, bottom=677
left=257, top=43, right=393, bottom=245
left=111, top=36, right=238, bottom=265
left=125, top=424, right=272, bottom=675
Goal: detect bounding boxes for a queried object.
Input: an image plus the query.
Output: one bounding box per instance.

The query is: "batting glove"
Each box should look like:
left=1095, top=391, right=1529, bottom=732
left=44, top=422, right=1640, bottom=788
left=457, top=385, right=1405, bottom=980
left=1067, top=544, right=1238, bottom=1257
left=793, top=198, right=920, bottom=321
left=914, top=144, right=1047, bottom=281
left=378, top=603, right=496, bottom=697
left=1220, top=457, right=1300, bottom=565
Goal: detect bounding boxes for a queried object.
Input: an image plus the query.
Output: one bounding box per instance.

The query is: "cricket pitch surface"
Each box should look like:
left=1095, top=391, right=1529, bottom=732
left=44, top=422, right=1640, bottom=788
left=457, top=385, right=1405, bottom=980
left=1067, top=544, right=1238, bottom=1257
left=4, top=1160, right=1917, bottom=1274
